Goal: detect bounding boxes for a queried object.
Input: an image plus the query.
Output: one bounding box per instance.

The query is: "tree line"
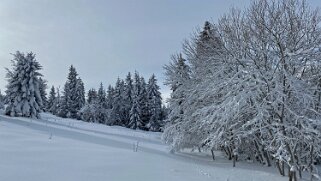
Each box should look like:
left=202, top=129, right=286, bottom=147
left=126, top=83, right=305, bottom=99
left=163, top=0, right=321, bottom=180
left=2, top=52, right=166, bottom=132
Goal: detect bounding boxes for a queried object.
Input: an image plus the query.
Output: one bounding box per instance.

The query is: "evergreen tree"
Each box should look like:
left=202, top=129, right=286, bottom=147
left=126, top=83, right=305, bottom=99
left=147, top=74, right=163, bottom=131
left=5, top=51, right=43, bottom=118
left=53, top=87, right=61, bottom=115
left=123, top=72, right=133, bottom=126
left=47, top=86, right=56, bottom=113
left=87, top=88, right=98, bottom=104
left=38, top=77, right=48, bottom=111
left=109, top=78, right=123, bottom=125
left=129, top=98, right=142, bottom=129
left=75, top=77, right=86, bottom=117
left=139, top=77, right=149, bottom=129
left=97, top=83, right=107, bottom=108
left=96, top=83, right=108, bottom=123
left=59, top=65, right=82, bottom=118
left=106, top=85, right=114, bottom=109
left=128, top=73, right=144, bottom=129
left=57, top=83, right=69, bottom=117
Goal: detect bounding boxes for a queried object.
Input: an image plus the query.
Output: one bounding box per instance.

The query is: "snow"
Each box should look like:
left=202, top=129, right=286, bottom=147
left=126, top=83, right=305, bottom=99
left=0, top=112, right=287, bottom=181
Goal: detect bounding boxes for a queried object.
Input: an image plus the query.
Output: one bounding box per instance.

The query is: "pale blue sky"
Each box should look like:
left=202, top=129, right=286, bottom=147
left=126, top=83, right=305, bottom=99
left=0, top=0, right=320, bottom=99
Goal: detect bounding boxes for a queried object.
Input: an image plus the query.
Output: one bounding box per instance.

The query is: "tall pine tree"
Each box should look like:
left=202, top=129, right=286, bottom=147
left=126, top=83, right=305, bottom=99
left=59, top=65, right=83, bottom=118
left=38, top=77, right=48, bottom=111
left=147, top=74, right=163, bottom=131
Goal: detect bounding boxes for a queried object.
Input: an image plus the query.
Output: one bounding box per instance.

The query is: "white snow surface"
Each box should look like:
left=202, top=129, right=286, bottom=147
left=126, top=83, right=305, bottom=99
left=0, top=112, right=287, bottom=181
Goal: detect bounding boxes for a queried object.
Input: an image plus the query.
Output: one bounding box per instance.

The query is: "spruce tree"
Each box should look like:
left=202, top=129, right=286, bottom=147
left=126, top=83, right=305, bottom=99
left=59, top=65, right=82, bottom=118
left=75, top=77, right=86, bottom=114
left=139, top=77, right=149, bottom=129
left=128, top=73, right=144, bottom=129
left=97, top=83, right=107, bottom=108
left=38, top=77, right=48, bottom=111
left=106, top=85, right=114, bottom=109
left=147, top=74, right=163, bottom=131
left=54, top=87, right=61, bottom=115
left=123, top=72, right=133, bottom=126
left=58, top=83, right=69, bottom=117
left=129, top=98, right=142, bottom=129
left=87, top=88, right=98, bottom=104
left=47, top=86, right=56, bottom=113
left=110, top=78, right=123, bottom=125
left=97, top=83, right=108, bottom=123
left=5, top=51, right=43, bottom=118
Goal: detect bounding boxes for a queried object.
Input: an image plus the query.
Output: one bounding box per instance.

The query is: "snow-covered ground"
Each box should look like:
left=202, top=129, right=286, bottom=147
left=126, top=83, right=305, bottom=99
left=0, top=112, right=287, bottom=181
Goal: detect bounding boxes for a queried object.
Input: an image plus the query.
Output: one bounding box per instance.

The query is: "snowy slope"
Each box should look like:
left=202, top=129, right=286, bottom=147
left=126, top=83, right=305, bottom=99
left=0, top=113, right=287, bottom=181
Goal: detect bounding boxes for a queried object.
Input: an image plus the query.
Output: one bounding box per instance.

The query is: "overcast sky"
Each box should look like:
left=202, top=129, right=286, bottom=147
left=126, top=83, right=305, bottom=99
left=0, top=0, right=320, bottom=100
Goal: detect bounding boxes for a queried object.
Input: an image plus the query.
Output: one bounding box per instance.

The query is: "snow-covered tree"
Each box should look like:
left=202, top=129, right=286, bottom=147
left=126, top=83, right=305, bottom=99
left=47, top=86, right=56, bottom=113
left=38, top=77, right=48, bottom=111
left=147, top=74, right=163, bottom=131
left=87, top=88, right=98, bottom=104
left=128, top=73, right=144, bottom=129
left=106, top=85, right=114, bottom=109
left=139, top=77, right=150, bottom=129
left=75, top=78, right=86, bottom=114
left=129, top=93, right=143, bottom=130
left=109, top=78, right=124, bottom=125
left=96, top=83, right=108, bottom=123
left=163, top=0, right=321, bottom=179
left=59, top=65, right=83, bottom=118
left=122, top=72, right=134, bottom=126
left=79, top=103, right=99, bottom=123
left=5, top=51, right=43, bottom=118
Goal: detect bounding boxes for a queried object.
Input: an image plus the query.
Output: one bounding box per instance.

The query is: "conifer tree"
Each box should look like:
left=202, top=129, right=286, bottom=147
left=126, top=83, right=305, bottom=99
left=5, top=51, right=43, bottom=118
left=147, top=74, right=163, bottom=131
left=47, top=86, right=56, bottom=113
left=59, top=65, right=82, bottom=118
left=87, top=88, right=98, bottom=104
left=129, top=98, right=142, bottom=129
left=123, top=72, right=133, bottom=126
left=110, top=78, right=123, bottom=125
left=96, top=83, right=108, bottom=123
left=75, top=78, right=86, bottom=115
left=38, top=77, right=48, bottom=111
left=106, top=85, right=114, bottom=109
left=139, top=77, right=149, bottom=129
left=129, top=73, right=144, bottom=129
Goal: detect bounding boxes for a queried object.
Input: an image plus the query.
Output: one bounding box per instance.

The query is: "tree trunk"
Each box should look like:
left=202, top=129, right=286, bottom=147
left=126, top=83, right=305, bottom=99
left=211, top=149, right=215, bottom=161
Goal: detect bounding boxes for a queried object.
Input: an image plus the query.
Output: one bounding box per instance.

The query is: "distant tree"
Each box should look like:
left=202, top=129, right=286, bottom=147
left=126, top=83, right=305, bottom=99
left=129, top=73, right=144, bottom=129
left=139, top=77, right=149, bottom=129
left=96, top=83, right=108, bottom=123
left=59, top=65, right=83, bottom=118
left=123, top=72, right=133, bottom=126
left=38, top=77, right=48, bottom=111
left=5, top=51, right=43, bottom=118
left=75, top=78, right=86, bottom=113
left=147, top=74, right=163, bottom=131
left=129, top=98, right=142, bottom=129
left=79, top=103, right=99, bottom=123
left=87, top=88, right=98, bottom=104
left=106, top=85, right=114, bottom=109
left=47, top=86, right=56, bottom=113
left=109, top=78, right=123, bottom=125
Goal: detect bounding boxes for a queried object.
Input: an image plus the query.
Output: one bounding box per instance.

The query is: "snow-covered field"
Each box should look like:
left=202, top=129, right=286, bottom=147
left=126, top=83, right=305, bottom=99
left=0, top=112, right=287, bottom=181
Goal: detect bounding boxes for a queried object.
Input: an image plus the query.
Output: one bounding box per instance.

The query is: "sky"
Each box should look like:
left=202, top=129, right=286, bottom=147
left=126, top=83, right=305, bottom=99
left=0, top=0, right=320, bottom=101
